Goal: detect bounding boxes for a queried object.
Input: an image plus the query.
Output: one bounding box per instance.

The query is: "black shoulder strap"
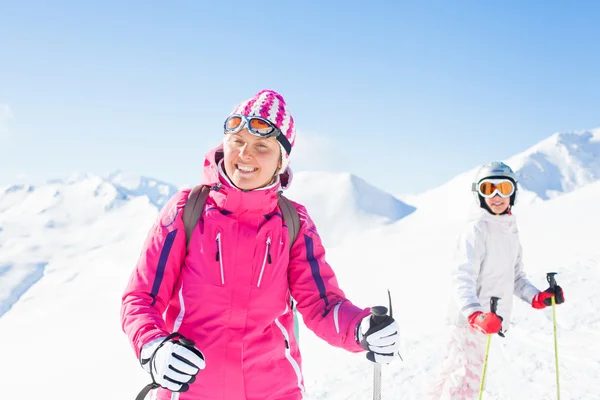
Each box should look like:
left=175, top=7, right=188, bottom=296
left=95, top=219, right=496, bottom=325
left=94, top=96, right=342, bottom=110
left=278, top=194, right=300, bottom=248
left=182, top=185, right=210, bottom=251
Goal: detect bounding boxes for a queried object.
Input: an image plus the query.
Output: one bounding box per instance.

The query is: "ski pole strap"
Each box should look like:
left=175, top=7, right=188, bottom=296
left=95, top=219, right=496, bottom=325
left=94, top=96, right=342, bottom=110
left=136, top=383, right=159, bottom=400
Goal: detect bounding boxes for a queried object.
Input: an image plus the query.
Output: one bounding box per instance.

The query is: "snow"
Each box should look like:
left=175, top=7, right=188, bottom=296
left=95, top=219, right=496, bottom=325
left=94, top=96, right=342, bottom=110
left=1, top=128, right=600, bottom=399
left=107, top=170, right=179, bottom=208
left=407, top=128, right=600, bottom=222
left=285, top=171, right=415, bottom=248
left=508, top=128, right=600, bottom=200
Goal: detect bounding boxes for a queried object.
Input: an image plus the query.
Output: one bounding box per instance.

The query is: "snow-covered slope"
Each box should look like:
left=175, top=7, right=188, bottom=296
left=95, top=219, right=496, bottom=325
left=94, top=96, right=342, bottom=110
left=1, top=129, right=600, bottom=399
left=1, top=173, right=599, bottom=399
left=0, top=175, right=162, bottom=318
left=298, top=179, right=600, bottom=400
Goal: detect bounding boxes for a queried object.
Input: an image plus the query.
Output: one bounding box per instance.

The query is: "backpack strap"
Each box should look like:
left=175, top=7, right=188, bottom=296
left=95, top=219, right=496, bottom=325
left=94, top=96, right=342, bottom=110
left=277, top=194, right=302, bottom=341
left=182, top=185, right=210, bottom=251
left=278, top=194, right=301, bottom=248
left=183, top=187, right=300, bottom=251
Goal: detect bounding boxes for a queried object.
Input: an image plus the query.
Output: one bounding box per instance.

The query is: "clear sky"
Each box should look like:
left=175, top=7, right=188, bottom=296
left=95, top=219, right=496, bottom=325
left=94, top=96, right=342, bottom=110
left=1, top=0, right=599, bottom=195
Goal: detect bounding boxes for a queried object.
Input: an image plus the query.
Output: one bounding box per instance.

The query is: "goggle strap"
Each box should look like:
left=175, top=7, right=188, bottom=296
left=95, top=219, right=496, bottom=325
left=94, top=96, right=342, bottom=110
left=277, top=134, right=292, bottom=156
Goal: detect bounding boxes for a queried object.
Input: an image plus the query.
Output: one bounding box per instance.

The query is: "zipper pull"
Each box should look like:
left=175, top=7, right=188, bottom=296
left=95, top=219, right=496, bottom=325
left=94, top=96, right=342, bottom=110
left=216, top=233, right=221, bottom=261
left=211, top=183, right=222, bottom=191
left=267, top=237, right=272, bottom=264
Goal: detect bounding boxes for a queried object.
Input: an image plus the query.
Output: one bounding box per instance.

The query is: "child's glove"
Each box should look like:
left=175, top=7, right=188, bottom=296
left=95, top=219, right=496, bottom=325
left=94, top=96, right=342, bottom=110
left=468, top=311, right=503, bottom=334
left=532, top=286, right=565, bottom=309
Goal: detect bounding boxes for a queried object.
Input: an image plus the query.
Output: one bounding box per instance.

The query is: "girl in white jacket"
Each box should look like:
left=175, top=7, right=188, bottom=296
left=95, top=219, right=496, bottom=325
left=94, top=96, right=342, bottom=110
left=430, top=161, right=566, bottom=400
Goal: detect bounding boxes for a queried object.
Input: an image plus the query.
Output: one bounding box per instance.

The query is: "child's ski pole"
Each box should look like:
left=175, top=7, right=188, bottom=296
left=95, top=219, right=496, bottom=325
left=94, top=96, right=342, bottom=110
left=478, top=296, right=503, bottom=400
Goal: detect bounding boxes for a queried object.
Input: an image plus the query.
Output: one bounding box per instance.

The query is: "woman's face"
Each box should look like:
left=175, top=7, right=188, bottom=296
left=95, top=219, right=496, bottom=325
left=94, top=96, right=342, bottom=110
left=484, top=195, right=510, bottom=214
left=223, top=129, right=281, bottom=191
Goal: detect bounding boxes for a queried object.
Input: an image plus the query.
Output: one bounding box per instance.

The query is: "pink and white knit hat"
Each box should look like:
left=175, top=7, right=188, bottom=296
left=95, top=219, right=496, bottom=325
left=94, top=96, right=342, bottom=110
left=229, top=89, right=296, bottom=172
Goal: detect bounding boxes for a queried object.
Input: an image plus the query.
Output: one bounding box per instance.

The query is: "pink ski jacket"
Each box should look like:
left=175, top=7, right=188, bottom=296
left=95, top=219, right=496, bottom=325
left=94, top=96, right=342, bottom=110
left=121, top=147, right=370, bottom=400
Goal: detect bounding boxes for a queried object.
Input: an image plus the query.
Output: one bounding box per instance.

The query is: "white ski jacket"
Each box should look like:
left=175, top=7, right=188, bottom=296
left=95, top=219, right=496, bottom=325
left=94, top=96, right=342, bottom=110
left=447, top=208, right=540, bottom=327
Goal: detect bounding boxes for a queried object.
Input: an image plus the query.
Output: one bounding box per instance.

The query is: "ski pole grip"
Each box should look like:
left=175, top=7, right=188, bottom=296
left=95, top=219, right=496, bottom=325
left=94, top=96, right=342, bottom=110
left=490, top=296, right=500, bottom=315
left=547, top=272, right=558, bottom=288
left=490, top=296, right=505, bottom=337
left=370, top=306, right=388, bottom=325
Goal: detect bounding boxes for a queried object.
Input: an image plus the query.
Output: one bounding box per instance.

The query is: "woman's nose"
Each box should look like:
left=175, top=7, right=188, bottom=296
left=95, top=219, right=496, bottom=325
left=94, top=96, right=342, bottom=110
left=238, top=143, right=251, bottom=159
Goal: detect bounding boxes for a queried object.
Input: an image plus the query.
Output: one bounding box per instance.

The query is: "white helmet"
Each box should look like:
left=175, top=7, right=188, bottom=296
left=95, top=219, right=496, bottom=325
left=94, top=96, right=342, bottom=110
left=471, top=161, right=518, bottom=207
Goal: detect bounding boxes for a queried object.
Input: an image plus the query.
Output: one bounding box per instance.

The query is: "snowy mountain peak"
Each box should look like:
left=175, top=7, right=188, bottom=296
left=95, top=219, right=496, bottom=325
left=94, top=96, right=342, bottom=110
left=509, top=128, right=600, bottom=199
left=0, top=171, right=179, bottom=226
left=408, top=127, right=600, bottom=216
left=285, top=171, right=416, bottom=247
left=107, top=170, right=178, bottom=208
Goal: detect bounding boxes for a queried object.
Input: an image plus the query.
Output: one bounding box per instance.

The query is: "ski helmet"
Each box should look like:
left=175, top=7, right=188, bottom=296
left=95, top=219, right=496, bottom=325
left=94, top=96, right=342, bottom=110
left=471, top=161, right=518, bottom=207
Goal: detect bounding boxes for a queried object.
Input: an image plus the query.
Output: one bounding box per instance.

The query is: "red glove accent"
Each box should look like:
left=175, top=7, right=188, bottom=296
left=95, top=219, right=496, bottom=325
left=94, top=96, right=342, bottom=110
left=532, top=291, right=554, bottom=309
left=532, top=285, right=566, bottom=310
left=468, top=311, right=503, bottom=334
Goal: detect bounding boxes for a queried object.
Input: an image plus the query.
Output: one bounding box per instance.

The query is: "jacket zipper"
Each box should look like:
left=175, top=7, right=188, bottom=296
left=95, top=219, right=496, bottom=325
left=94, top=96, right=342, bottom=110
left=257, top=237, right=272, bottom=288
left=216, top=232, right=225, bottom=285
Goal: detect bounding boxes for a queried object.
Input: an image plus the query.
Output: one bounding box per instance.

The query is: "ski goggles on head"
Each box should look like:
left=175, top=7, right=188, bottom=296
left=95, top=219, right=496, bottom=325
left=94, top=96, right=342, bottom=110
left=476, top=179, right=515, bottom=198
left=224, top=114, right=292, bottom=155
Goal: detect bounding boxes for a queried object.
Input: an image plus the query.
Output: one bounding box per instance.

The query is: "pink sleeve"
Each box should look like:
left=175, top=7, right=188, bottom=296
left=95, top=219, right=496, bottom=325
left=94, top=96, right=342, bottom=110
left=287, top=203, right=370, bottom=353
left=120, top=189, right=190, bottom=358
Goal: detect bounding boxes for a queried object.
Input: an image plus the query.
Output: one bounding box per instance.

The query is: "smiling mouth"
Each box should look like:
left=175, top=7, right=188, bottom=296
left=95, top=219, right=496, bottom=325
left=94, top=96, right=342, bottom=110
left=236, top=164, right=258, bottom=173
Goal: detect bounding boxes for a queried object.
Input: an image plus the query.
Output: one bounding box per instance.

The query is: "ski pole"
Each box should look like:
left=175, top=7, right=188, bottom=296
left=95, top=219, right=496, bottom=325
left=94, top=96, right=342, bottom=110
left=370, top=305, right=388, bottom=400
left=478, top=296, right=502, bottom=400
left=366, top=290, right=396, bottom=400
left=371, top=289, right=402, bottom=400
left=547, top=272, right=561, bottom=400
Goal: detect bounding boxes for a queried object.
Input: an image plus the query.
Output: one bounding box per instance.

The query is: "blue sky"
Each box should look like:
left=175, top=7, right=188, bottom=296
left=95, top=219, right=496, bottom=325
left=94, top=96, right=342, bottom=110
left=1, top=1, right=599, bottom=195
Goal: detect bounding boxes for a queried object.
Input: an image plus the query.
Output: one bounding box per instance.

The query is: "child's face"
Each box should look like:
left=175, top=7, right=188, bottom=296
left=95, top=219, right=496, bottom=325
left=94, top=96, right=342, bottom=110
left=484, top=195, right=510, bottom=214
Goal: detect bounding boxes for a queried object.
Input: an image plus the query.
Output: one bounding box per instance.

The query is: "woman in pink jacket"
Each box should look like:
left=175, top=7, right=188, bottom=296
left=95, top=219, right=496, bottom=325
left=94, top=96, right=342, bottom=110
left=121, top=89, right=401, bottom=400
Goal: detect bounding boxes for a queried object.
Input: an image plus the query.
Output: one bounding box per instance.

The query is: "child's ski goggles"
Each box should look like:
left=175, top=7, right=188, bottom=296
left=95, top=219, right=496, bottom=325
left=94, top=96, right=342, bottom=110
left=224, top=114, right=291, bottom=155
left=476, top=179, right=515, bottom=198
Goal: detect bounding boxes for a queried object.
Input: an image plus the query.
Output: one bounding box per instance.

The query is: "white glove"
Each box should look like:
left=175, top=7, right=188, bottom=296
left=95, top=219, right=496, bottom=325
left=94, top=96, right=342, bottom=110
left=357, top=313, right=401, bottom=364
left=140, top=335, right=206, bottom=392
